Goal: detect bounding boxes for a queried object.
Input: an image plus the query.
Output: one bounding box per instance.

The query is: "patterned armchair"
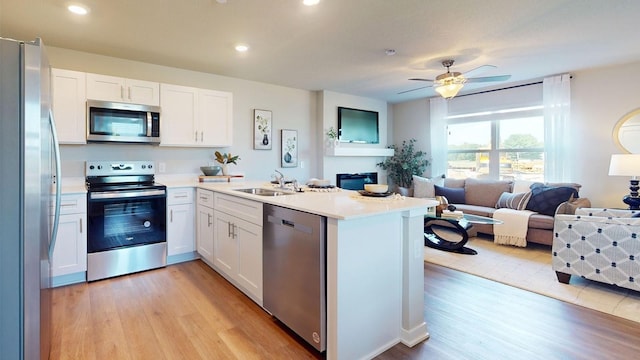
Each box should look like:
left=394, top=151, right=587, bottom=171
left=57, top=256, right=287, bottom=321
left=552, top=208, right=640, bottom=292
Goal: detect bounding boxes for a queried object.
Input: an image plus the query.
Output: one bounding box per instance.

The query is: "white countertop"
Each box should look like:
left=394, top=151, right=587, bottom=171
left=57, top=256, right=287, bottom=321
left=59, top=175, right=437, bottom=220
left=198, top=180, right=437, bottom=220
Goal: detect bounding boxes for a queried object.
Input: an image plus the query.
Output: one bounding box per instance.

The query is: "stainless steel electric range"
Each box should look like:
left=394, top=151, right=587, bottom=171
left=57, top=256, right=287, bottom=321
left=85, top=161, right=167, bottom=281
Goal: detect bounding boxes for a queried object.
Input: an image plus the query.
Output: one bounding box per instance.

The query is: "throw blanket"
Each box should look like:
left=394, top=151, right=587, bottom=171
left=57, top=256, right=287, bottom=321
left=493, top=208, right=535, bottom=247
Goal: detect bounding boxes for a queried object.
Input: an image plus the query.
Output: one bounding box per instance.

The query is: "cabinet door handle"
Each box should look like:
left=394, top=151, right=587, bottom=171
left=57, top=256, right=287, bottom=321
left=233, top=224, right=237, bottom=239
left=170, top=209, right=173, bottom=222
left=120, top=85, right=125, bottom=100
left=79, top=218, right=83, bottom=233
left=195, top=131, right=198, bottom=142
left=128, top=87, right=131, bottom=100
left=208, top=213, right=212, bottom=227
left=200, top=131, right=203, bottom=142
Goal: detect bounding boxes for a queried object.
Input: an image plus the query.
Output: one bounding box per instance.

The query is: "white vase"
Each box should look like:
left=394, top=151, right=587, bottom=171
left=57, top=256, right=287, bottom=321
left=221, top=163, right=229, bottom=175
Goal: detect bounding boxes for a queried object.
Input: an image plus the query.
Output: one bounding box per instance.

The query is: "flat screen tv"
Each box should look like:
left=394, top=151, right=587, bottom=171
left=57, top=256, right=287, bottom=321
left=337, top=106, right=379, bottom=144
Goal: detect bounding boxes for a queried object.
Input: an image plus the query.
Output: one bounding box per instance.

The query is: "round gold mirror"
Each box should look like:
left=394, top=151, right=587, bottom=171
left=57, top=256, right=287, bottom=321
left=613, top=108, right=640, bottom=154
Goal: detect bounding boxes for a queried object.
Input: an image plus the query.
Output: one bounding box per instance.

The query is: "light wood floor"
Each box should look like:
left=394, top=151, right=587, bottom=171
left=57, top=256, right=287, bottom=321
left=51, top=260, right=640, bottom=359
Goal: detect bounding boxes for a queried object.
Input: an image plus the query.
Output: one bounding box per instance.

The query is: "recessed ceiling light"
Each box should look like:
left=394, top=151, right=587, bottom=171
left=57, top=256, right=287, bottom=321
left=303, top=0, right=320, bottom=6
left=67, top=4, right=89, bottom=15
left=385, top=49, right=397, bottom=56
left=235, top=44, right=249, bottom=52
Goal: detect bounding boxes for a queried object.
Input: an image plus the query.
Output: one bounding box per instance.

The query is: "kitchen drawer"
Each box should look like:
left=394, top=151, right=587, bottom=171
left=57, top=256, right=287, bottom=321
left=197, top=188, right=214, bottom=208
left=52, top=193, right=87, bottom=215
left=214, top=192, right=262, bottom=226
left=167, top=187, right=194, bottom=205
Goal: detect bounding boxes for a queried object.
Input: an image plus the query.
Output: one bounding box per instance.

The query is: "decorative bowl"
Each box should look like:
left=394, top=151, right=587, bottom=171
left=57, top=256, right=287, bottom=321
left=364, top=184, right=388, bottom=193
left=309, top=179, right=331, bottom=187
left=200, top=165, right=222, bottom=176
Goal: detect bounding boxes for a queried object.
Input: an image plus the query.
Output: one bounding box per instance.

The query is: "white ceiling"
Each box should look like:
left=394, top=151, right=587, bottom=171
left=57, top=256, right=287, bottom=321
left=2, top=0, right=640, bottom=103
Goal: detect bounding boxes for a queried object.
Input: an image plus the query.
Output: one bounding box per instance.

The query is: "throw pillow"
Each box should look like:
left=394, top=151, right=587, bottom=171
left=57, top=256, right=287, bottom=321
left=525, top=185, right=578, bottom=216
left=412, top=175, right=444, bottom=198
left=556, top=194, right=590, bottom=215
left=434, top=185, right=465, bottom=204
left=495, top=191, right=532, bottom=210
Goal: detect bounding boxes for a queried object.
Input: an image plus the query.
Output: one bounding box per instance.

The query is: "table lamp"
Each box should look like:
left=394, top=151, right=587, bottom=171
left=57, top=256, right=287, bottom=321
left=608, top=154, right=640, bottom=210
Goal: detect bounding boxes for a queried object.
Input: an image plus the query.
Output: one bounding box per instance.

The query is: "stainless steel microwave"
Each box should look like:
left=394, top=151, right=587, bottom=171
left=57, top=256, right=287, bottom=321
left=86, top=100, right=161, bottom=144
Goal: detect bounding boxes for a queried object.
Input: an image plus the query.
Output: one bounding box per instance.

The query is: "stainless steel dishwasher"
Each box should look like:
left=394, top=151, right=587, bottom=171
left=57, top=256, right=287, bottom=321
left=263, top=204, right=327, bottom=352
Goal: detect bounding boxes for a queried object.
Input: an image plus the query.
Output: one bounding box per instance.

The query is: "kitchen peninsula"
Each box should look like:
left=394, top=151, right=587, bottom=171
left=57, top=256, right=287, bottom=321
left=197, top=181, right=437, bottom=360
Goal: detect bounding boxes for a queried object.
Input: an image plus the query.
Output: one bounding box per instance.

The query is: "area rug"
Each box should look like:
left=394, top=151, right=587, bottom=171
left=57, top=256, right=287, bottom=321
left=424, top=236, right=640, bottom=323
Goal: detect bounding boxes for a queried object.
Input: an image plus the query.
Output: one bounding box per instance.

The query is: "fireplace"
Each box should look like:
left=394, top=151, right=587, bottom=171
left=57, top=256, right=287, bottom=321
left=336, top=172, right=378, bottom=190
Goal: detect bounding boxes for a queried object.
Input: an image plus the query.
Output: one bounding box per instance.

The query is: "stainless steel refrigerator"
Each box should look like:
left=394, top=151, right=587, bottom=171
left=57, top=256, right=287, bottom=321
left=0, top=37, right=61, bottom=360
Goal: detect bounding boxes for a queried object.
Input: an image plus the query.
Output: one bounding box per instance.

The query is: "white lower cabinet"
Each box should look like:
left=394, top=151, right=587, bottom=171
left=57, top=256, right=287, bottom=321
left=213, top=193, right=263, bottom=305
left=196, top=189, right=215, bottom=265
left=167, top=188, right=196, bottom=264
left=51, top=193, right=87, bottom=286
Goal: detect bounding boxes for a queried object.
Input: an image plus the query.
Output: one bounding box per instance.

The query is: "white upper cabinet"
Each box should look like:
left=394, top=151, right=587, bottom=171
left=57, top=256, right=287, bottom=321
left=86, top=73, right=160, bottom=106
left=159, top=84, right=198, bottom=146
left=160, top=84, right=233, bottom=147
left=199, top=89, right=233, bottom=147
left=52, top=69, right=87, bottom=144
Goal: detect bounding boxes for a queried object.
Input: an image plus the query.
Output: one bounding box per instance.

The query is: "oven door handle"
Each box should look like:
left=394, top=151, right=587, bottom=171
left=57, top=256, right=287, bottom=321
left=90, top=189, right=166, bottom=200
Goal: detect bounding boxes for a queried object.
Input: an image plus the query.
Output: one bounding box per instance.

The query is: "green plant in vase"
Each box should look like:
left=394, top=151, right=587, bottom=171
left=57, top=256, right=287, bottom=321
left=215, top=151, right=240, bottom=175
left=376, top=138, right=429, bottom=194
left=326, top=126, right=339, bottom=147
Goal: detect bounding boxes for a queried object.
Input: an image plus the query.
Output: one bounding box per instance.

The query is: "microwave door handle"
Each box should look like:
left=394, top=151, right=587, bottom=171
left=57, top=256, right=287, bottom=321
left=147, top=112, right=152, bottom=137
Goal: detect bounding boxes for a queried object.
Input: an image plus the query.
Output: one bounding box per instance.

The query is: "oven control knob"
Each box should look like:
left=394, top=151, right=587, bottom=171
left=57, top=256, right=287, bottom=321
left=89, top=165, right=95, bottom=170
left=141, top=165, right=146, bottom=169
left=148, top=164, right=153, bottom=169
left=97, top=165, right=102, bottom=170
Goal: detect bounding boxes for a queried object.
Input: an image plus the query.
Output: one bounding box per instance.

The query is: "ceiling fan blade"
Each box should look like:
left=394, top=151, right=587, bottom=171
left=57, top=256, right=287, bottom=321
left=409, top=78, right=434, bottom=82
left=398, top=85, right=432, bottom=94
left=463, top=64, right=497, bottom=78
left=465, top=74, right=511, bottom=83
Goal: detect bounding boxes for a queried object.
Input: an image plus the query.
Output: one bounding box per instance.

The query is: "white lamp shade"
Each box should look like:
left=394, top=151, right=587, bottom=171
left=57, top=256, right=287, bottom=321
left=608, top=154, right=640, bottom=176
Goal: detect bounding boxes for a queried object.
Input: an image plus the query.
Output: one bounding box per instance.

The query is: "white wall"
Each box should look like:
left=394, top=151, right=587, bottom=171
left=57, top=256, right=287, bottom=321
left=391, top=59, right=640, bottom=208
left=571, top=60, right=640, bottom=207
left=318, top=90, right=391, bottom=184
left=49, top=46, right=317, bottom=182
left=390, top=98, right=431, bottom=177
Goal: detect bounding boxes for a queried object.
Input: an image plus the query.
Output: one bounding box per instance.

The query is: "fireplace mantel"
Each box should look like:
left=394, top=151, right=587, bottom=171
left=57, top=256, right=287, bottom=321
left=325, top=147, right=394, bottom=157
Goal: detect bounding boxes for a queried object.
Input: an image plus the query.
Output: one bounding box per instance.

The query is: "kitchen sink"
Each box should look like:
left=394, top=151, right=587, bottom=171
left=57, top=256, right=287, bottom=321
left=234, top=188, right=295, bottom=196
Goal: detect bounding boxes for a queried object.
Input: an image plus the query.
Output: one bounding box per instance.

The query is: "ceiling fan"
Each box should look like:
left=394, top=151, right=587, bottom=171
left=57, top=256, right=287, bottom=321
left=400, top=59, right=511, bottom=99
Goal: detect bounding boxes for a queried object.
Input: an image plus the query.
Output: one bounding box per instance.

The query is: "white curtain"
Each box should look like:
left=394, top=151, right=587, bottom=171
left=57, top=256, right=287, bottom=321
left=543, top=74, right=571, bottom=182
left=429, top=97, right=448, bottom=177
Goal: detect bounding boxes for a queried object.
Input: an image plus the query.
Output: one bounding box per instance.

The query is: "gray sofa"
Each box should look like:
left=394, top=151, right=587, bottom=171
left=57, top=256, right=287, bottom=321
left=413, top=176, right=591, bottom=246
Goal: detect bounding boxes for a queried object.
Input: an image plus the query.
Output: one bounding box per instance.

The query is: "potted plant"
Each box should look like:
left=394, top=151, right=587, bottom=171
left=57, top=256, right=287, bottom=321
left=376, top=138, right=429, bottom=196
left=326, top=126, right=339, bottom=147
left=215, top=151, right=240, bottom=175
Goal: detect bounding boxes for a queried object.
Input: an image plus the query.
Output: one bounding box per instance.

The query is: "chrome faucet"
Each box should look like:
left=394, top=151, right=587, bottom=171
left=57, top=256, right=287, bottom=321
left=274, top=169, right=286, bottom=189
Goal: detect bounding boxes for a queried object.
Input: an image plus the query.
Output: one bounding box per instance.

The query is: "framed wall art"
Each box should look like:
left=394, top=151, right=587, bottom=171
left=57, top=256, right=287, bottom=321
left=281, top=129, right=298, bottom=168
left=254, top=109, right=272, bottom=150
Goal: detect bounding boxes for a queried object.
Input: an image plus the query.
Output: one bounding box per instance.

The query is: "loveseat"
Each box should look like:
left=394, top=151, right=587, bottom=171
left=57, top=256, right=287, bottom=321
left=412, top=176, right=591, bottom=246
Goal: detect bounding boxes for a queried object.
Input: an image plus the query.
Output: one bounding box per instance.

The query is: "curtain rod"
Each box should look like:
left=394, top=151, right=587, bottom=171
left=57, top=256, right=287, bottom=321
left=456, top=75, right=573, bottom=98
left=456, top=81, right=543, bottom=98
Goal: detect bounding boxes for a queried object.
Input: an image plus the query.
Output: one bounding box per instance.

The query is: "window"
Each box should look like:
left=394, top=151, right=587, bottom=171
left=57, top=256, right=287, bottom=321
left=446, top=106, right=544, bottom=181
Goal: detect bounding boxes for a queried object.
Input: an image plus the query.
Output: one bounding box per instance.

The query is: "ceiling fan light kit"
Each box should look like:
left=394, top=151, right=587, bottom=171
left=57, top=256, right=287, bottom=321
left=435, top=81, right=464, bottom=99
left=404, top=59, right=511, bottom=99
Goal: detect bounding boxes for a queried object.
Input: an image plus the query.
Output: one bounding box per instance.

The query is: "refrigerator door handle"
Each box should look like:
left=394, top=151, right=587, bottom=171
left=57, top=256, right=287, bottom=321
left=48, top=109, right=62, bottom=259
